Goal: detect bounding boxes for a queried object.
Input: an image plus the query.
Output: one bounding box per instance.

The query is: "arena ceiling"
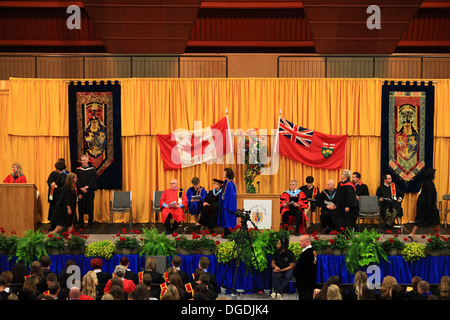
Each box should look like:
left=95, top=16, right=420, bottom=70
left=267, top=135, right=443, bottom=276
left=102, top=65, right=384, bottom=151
left=0, top=0, right=449, bottom=54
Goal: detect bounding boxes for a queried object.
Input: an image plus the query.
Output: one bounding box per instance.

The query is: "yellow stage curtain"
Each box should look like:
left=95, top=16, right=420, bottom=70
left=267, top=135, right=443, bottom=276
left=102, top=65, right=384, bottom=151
left=1, top=78, right=449, bottom=226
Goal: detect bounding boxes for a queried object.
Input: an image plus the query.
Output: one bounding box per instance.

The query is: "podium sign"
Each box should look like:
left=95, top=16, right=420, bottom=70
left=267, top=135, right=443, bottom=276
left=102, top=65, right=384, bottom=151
left=243, top=199, right=272, bottom=230
left=236, top=194, right=281, bottom=231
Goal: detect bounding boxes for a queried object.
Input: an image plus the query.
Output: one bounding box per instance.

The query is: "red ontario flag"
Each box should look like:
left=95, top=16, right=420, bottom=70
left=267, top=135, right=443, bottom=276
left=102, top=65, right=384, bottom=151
left=277, top=116, right=347, bottom=170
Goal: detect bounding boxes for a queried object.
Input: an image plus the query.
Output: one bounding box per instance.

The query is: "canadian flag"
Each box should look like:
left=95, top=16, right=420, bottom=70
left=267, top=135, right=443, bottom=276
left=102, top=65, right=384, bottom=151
left=157, top=117, right=231, bottom=170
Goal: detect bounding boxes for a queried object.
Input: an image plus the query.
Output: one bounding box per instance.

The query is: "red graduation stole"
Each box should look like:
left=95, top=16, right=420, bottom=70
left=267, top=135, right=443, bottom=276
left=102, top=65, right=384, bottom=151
left=138, top=271, right=144, bottom=284
left=164, top=271, right=169, bottom=282
left=160, top=282, right=167, bottom=299
left=312, top=186, right=318, bottom=198
left=44, top=290, right=49, bottom=296
left=185, top=282, right=193, bottom=294
left=391, top=183, right=396, bottom=197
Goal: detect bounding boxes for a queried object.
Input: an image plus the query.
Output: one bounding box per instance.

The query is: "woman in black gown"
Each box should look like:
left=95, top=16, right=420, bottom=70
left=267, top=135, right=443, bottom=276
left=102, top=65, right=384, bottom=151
left=408, top=168, right=440, bottom=241
left=198, top=179, right=223, bottom=230
left=51, top=172, right=78, bottom=237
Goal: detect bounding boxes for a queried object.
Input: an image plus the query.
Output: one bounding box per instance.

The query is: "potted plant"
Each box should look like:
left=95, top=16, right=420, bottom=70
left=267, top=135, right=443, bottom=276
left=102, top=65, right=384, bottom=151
left=328, top=229, right=350, bottom=255
left=85, top=240, right=116, bottom=260
left=380, top=231, right=405, bottom=256
left=45, top=233, right=66, bottom=255
left=0, top=227, right=18, bottom=255
left=66, top=230, right=88, bottom=255
left=401, top=242, right=426, bottom=262
left=174, top=235, right=198, bottom=255
left=424, top=232, right=447, bottom=256
left=197, top=235, right=218, bottom=255
left=114, top=229, right=141, bottom=255
left=216, top=241, right=238, bottom=264
left=345, top=228, right=388, bottom=274
left=289, top=241, right=303, bottom=259
left=10, top=229, right=47, bottom=267
left=311, top=231, right=331, bottom=255
left=139, top=226, right=176, bottom=256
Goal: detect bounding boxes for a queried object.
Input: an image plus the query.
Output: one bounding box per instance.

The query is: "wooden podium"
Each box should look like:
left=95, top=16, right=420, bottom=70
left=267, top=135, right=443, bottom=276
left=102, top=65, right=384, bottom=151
left=0, top=184, right=39, bottom=236
left=236, top=193, right=281, bottom=231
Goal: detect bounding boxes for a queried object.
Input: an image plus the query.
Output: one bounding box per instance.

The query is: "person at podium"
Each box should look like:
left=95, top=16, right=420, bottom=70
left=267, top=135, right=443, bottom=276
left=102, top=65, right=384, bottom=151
left=3, top=162, right=27, bottom=183
left=280, top=179, right=309, bottom=236
left=159, top=179, right=188, bottom=235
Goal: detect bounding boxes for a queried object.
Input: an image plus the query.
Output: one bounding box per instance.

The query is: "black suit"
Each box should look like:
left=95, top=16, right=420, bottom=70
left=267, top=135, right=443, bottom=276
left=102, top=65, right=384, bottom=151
left=293, top=247, right=317, bottom=300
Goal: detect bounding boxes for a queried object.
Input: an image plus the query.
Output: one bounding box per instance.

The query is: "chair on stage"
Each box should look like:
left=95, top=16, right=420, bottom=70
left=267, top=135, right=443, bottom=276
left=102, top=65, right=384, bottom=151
left=439, top=194, right=450, bottom=228
left=110, top=191, right=133, bottom=228
left=357, top=196, right=382, bottom=231
left=150, top=191, right=164, bottom=223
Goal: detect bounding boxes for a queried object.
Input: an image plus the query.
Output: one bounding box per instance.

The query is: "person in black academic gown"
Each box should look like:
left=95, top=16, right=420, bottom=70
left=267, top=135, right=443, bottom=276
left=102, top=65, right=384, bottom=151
left=408, top=168, right=441, bottom=241
left=51, top=173, right=78, bottom=235
left=315, top=179, right=337, bottom=234
left=334, top=169, right=359, bottom=230
left=76, top=155, right=98, bottom=228
left=198, top=179, right=223, bottom=231
left=376, top=174, right=404, bottom=227
left=352, top=171, right=369, bottom=200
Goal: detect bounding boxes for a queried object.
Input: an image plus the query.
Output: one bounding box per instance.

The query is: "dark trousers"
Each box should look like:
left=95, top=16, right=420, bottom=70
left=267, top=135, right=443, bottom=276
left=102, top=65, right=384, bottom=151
left=282, top=208, right=302, bottom=231
left=297, top=288, right=314, bottom=300
left=164, top=213, right=180, bottom=234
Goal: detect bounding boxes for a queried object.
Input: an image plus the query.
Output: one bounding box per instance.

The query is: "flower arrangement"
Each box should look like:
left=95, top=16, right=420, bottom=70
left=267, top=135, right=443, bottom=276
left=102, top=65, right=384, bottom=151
left=114, top=229, right=141, bottom=254
left=66, top=230, right=88, bottom=253
left=216, top=241, right=238, bottom=264
left=0, top=227, right=18, bottom=255
left=328, top=229, right=350, bottom=252
left=424, top=230, right=447, bottom=253
left=311, top=231, right=330, bottom=253
left=401, top=242, right=426, bottom=262
left=45, top=233, right=66, bottom=253
left=345, top=228, right=388, bottom=274
left=85, top=240, right=116, bottom=260
left=381, top=230, right=405, bottom=255
left=197, top=235, right=219, bottom=254
left=236, top=128, right=268, bottom=193
left=174, top=235, right=199, bottom=253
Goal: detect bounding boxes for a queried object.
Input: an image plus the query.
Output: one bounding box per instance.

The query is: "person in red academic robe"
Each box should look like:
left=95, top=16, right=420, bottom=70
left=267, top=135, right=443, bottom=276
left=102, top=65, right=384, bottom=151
left=3, top=162, right=27, bottom=183
left=159, top=179, right=188, bottom=234
left=280, top=179, right=309, bottom=236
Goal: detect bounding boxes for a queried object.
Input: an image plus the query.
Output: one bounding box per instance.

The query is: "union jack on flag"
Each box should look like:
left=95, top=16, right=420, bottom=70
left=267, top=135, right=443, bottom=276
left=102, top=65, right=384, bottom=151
left=279, top=117, right=314, bottom=147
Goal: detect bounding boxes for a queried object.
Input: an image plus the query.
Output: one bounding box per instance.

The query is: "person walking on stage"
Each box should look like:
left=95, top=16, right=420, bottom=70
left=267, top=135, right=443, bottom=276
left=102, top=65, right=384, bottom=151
left=408, top=168, right=441, bottom=241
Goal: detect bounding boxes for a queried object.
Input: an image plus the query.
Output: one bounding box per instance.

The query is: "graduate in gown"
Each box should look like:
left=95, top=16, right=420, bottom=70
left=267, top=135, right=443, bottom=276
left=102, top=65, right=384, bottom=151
left=76, top=155, right=98, bottom=228
left=186, top=177, right=207, bottom=228
left=218, top=168, right=237, bottom=234
left=334, top=170, right=359, bottom=230
left=47, top=160, right=68, bottom=231
left=315, top=180, right=337, bottom=234
left=408, top=168, right=440, bottom=241
left=159, top=179, right=188, bottom=234
left=376, top=174, right=404, bottom=227
left=3, top=162, right=27, bottom=183
left=51, top=173, right=78, bottom=236
left=198, top=179, right=223, bottom=230
left=280, top=179, right=309, bottom=236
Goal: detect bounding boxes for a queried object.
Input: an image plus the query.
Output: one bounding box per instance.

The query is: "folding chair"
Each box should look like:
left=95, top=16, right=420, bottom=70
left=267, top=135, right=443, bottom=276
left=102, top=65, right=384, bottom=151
left=150, top=191, right=164, bottom=223
left=439, top=194, right=450, bottom=228
left=357, top=196, right=382, bottom=231
left=110, top=191, right=133, bottom=228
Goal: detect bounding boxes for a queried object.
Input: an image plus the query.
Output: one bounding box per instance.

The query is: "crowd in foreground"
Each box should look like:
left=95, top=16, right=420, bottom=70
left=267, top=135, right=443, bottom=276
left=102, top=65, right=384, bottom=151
left=0, top=253, right=449, bottom=301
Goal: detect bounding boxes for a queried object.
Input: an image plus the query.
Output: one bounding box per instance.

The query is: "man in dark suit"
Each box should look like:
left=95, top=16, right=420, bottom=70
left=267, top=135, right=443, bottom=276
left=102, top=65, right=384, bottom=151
left=171, top=255, right=189, bottom=284
left=90, top=258, right=111, bottom=296
left=121, top=256, right=139, bottom=285
left=198, top=256, right=219, bottom=294
left=293, top=235, right=317, bottom=300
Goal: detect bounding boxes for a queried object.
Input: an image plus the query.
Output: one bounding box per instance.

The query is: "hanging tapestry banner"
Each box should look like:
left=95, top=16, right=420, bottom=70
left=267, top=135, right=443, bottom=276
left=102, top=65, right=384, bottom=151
left=68, top=81, right=122, bottom=189
left=380, top=81, right=435, bottom=193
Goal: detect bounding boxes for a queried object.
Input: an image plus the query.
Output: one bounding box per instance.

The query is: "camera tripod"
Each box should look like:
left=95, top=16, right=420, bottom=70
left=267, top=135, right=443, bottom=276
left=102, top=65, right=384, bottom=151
left=221, top=209, right=264, bottom=297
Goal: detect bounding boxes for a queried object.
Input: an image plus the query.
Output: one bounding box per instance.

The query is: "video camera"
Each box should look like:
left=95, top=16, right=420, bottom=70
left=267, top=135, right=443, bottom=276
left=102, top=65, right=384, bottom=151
left=235, top=208, right=251, bottom=220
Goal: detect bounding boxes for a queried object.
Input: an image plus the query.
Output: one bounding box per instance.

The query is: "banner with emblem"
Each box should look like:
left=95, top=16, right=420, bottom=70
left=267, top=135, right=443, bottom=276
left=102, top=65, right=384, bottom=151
left=381, top=81, right=435, bottom=193
left=276, top=116, right=347, bottom=170
left=68, top=81, right=122, bottom=189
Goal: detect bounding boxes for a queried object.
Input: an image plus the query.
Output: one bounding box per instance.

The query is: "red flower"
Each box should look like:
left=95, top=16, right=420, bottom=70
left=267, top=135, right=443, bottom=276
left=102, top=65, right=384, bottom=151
left=329, top=239, right=335, bottom=244
left=404, top=238, right=409, bottom=241
left=389, top=238, right=394, bottom=243
left=47, top=234, right=53, bottom=238
left=211, top=233, right=217, bottom=237
left=421, top=235, right=427, bottom=239
left=386, top=230, right=392, bottom=234
left=215, top=241, right=220, bottom=245
left=172, top=232, right=178, bottom=237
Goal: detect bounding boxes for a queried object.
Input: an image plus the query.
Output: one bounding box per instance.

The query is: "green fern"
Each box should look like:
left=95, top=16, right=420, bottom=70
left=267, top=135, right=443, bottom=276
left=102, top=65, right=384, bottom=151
left=139, top=226, right=176, bottom=256
left=10, top=229, right=48, bottom=267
